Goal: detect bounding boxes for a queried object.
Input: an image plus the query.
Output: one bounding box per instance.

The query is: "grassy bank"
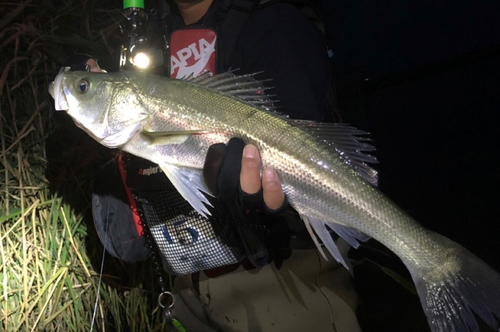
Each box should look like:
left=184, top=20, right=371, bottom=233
left=0, top=1, right=164, bottom=330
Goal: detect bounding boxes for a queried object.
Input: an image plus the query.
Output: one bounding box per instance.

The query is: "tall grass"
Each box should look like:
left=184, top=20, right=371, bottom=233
left=0, top=1, right=164, bottom=330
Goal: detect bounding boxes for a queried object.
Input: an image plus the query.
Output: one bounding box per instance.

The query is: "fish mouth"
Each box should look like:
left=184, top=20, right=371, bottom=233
left=49, top=67, right=70, bottom=111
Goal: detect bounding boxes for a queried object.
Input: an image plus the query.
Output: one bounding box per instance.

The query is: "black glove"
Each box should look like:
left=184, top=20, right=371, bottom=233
left=62, top=53, right=97, bottom=72
left=204, top=138, right=289, bottom=213
left=203, top=138, right=290, bottom=268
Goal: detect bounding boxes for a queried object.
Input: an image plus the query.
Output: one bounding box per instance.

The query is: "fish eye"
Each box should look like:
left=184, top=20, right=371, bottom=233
left=77, top=79, right=90, bottom=93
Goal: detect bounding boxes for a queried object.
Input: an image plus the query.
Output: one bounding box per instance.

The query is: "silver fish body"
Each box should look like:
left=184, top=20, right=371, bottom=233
left=50, top=69, right=500, bottom=332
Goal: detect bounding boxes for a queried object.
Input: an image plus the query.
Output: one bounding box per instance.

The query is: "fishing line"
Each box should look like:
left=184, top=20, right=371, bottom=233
left=90, top=240, right=106, bottom=331
left=313, top=249, right=338, bottom=332
left=90, top=200, right=110, bottom=332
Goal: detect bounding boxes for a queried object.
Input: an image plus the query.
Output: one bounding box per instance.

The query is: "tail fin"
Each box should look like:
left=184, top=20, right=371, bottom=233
left=407, top=234, right=500, bottom=332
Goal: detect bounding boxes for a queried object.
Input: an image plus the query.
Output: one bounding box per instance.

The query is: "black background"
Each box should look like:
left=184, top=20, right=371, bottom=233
left=330, top=0, right=499, bottom=330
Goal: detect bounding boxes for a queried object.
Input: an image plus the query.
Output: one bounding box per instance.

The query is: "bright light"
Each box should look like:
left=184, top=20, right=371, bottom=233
left=133, top=52, right=150, bottom=69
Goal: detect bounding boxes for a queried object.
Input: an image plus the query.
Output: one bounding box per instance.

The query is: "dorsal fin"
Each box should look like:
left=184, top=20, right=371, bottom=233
left=186, top=72, right=378, bottom=185
left=185, top=71, right=277, bottom=111
left=292, top=121, right=379, bottom=186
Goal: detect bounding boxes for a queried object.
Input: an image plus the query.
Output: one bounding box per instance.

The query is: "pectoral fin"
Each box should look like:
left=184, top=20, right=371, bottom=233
left=141, top=130, right=207, bottom=146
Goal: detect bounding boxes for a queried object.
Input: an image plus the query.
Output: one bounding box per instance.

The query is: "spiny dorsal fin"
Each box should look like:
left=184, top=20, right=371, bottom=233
left=185, top=71, right=277, bottom=111
left=186, top=72, right=377, bottom=185
left=292, top=121, right=379, bottom=186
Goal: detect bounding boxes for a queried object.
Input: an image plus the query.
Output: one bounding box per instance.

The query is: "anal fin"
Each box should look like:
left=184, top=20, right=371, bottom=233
left=327, top=223, right=370, bottom=249
left=302, top=215, right=359, bottom=271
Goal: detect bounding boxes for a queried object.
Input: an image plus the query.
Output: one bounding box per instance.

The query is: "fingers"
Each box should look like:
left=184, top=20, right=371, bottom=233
left=240, top=144, right=285, bottom=210
left=240, top=145, right=262, bottom=194
left=86, top=59, right=103, bottom=73
left=262, top=168, right=285, bottom=210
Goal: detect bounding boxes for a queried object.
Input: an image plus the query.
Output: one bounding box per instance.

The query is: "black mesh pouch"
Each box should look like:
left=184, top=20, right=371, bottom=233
left=125, top=157, right=245, bottom=275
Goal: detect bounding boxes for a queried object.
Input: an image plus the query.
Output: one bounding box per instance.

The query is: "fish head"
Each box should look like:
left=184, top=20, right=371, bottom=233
left=49, top=69, right=148, bottom=148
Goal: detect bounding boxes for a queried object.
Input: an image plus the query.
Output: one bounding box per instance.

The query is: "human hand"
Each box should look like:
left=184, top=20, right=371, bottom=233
left=62, top=53, right=103, bottom=73
left=85, top=58, right=103, bottom=73
left=203, top=138, right=287, bottom=212
left=240, top=144, right=285, bottom=211
left=203, top=138, right=289, bottom=267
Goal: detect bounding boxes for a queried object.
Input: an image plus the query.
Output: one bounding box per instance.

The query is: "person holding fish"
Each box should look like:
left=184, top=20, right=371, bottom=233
left=150, top=0, right=364, bottom=330
left=58, top=0, right=360, bottom=332
left=53, top=0, right=500, bottom=331
left=60, top=0, right=360, bottom=331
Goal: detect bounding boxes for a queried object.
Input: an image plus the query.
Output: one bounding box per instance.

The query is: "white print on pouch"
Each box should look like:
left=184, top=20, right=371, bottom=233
left=171, top=37, right=216, bottom=79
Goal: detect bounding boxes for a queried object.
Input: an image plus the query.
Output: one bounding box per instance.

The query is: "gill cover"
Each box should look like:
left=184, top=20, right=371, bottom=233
left=51, top=70, right=148, bottom=148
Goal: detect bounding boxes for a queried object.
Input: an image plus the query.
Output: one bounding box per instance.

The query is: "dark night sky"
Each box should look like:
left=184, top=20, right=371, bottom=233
left=330, top=1, right=500, bottom=330
left=333, top=0, right=500, bottom=79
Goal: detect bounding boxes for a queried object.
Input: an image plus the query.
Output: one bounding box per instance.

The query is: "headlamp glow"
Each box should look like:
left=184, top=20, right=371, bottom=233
left=132, top=52, right=150, bottom=69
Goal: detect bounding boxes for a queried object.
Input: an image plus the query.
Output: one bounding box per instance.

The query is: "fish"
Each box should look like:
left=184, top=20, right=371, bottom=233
left=50, top=68, right=500, bottom=332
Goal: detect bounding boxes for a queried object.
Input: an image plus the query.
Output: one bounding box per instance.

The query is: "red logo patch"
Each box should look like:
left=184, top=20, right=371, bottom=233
left=170, top=29, right=217, bottom=79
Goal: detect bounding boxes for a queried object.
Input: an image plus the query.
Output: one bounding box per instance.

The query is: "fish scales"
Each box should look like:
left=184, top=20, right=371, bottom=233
left=144, top=79, right=407, bottom=250
left=166, top=81, right=444, bottom=269
left=147, top=90, right=487, bottom=287
left=50, top=69, right=500, bottom=332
